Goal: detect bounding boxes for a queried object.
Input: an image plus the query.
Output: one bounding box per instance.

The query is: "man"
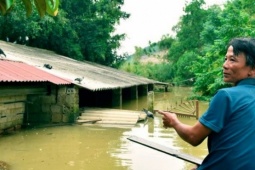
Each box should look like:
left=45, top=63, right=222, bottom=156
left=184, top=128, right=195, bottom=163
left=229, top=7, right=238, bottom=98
left=157, top=38, right=255, bottom=169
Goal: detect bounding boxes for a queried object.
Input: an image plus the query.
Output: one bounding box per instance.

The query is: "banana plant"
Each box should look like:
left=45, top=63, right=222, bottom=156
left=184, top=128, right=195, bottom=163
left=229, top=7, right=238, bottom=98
left=0, top=0, right=59, bottom=17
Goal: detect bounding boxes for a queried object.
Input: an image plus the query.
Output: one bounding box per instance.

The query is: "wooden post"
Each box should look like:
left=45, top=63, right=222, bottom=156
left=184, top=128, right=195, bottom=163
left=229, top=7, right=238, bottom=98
left=147, top=91, right=154, bottom=112
left=195, top=100, right=199, bottom=120
left=112, top=88, right=122, bottom=109
left=164, top=85, right=168, bottom=92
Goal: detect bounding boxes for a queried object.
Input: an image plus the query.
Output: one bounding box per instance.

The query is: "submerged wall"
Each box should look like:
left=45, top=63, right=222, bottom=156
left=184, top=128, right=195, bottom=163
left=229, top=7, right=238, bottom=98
left=0, top=95, right=26, bottom=134
left=0, top=82, right=155, bottom=134
left=27, top=85, right=79, bottom=124
left=0, top=84, right=79, bottom=134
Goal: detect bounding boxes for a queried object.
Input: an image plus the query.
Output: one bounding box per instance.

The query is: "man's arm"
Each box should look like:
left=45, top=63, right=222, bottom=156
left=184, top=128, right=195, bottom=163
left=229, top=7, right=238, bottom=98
left=157, top=110, right=211, bottom=146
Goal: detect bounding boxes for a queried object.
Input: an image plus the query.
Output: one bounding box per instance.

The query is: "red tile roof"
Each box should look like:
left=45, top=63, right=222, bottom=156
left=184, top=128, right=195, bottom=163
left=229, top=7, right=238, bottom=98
left=0, top=59, right=71, bottom=85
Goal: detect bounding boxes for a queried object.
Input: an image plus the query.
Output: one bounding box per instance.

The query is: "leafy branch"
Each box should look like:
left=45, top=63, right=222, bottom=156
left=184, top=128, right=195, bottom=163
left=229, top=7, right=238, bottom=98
left=0, top=0, right=59, bottom=17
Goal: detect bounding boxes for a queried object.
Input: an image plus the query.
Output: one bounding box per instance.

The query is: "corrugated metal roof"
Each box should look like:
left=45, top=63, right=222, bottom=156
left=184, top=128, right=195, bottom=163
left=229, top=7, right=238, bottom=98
left=0, top=59, right=71, bottom=85
left=0, top=41, right=167, bottom=91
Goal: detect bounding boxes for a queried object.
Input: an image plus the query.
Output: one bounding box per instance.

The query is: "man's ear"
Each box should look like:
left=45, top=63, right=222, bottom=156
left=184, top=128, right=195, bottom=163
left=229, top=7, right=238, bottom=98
left=249, top=67, right=255, bottom=77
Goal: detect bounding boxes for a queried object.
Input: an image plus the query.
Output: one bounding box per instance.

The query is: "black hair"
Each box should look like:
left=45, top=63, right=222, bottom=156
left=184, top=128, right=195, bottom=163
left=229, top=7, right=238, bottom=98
left=228, top=38, right=255, bottom=68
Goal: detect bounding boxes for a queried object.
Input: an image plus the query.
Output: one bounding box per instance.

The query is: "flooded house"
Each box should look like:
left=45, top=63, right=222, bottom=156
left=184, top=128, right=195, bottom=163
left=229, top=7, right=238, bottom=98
left=0, top=41, right=167, bottom=132
left=0, top=59, right=75, bottom=134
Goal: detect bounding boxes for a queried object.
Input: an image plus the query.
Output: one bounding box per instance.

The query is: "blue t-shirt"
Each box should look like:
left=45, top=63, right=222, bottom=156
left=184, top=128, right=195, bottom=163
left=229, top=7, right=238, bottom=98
left=198, top=78, right=255, bottom=170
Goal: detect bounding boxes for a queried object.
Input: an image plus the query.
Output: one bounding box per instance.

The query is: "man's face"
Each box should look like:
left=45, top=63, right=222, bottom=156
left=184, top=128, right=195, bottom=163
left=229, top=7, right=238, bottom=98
left=223, top=45, right=252, bottom=84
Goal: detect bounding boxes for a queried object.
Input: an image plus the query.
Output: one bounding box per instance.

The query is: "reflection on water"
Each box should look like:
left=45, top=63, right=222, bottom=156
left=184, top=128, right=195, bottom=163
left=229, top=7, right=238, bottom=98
left=0, top=87, right=209, bottom=170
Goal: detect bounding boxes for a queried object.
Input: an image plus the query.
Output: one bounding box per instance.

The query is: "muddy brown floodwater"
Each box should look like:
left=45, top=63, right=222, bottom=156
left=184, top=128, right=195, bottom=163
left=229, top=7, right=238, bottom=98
left=0, top=87, right=209, bottom=170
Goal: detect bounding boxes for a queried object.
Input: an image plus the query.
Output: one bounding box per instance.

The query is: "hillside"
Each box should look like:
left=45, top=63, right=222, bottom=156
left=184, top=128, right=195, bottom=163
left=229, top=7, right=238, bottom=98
left=139, top=50, right=168, bottom=64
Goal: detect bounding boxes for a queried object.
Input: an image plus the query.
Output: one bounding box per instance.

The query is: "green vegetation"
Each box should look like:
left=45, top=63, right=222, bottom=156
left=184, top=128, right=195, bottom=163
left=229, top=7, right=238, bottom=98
left=120, top=0, right=255, bottom=99
left=120, top=36, right=174, bottom=83
left=2, top=0, right=255, bottom=100
left=0, top=0, right=129, bottom=66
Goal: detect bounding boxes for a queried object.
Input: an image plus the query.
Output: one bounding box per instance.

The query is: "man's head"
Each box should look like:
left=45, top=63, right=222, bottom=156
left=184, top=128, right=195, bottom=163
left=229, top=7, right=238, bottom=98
left=223, top=38, right=255, bottom=84
left=228, top=38, right=255, bottom=68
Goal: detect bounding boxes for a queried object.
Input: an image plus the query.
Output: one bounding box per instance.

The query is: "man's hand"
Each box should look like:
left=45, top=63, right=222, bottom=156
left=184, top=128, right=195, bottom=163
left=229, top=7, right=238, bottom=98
left=156, top=110, right=180, bottom=129
left=157, top=110, right=211, bottom=146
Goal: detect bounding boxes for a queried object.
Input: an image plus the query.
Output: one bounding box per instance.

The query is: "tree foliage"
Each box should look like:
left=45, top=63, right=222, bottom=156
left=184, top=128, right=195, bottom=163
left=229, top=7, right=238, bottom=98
left=3, top=0, right=255, bottom=99
left=191, top=0, right=255, bottom=97
left=140, top=0, right=255, bottom=98
left=0, top=0, right=130, bottom=66
left=167, top=0, right=208, bottom=85
left=120, top=61, right=173, bottom=82
left=121, top=0, right=255, bottom=99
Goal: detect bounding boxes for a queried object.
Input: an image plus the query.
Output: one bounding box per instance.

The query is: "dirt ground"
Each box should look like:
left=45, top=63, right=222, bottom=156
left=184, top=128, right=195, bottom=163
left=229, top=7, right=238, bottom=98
left=140, top=50, right=168, bottom=64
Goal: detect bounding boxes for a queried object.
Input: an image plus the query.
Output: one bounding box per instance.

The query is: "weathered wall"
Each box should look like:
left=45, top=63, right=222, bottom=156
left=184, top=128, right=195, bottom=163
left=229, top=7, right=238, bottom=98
left=56, top=85, right=79, bottom=122
left=0, top=84, right=79, bottom=134
left=0, top=95, right=26, bottom=134
left=27, top=85, right=79, bottom=124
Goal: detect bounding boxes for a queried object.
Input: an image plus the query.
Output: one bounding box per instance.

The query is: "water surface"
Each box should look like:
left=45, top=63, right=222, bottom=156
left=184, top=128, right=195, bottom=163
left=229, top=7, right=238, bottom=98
left=0, top=87, right=209, bottom=170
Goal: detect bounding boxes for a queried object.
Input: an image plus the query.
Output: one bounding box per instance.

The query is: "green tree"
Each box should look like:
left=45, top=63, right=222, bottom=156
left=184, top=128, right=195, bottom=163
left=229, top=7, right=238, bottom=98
left=174, top=51, right=197, bottom=86
left=200, top=5, right=222, bottom=45
left=168, top=0, right=208, bottom=85
left=0, top=0, right=130, bottom=66
left=192, top=0, right=255, bottom=97
left=133, top=46, right=144, bottom=62
left=59, top=0, right=130, bottom=65
left=190, top=5, right=225, bottom=96
left=158, top=34, right=174, bottom=50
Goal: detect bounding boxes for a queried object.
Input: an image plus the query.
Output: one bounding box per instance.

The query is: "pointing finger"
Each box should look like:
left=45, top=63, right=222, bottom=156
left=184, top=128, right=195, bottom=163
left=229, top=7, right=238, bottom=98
left=156, top=110, right=168, bottom=116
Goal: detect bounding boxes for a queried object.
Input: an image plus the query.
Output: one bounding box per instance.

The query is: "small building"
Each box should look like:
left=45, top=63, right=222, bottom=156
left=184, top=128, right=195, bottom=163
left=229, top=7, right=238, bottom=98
left=0, top=59, right=77, bottom=133
left=0, top=41, right=167, bottom=131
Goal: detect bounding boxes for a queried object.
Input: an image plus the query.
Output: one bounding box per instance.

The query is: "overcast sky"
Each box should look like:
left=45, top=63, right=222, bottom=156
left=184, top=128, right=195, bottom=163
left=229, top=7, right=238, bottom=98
left=115, top=0, right=226, bottom=55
